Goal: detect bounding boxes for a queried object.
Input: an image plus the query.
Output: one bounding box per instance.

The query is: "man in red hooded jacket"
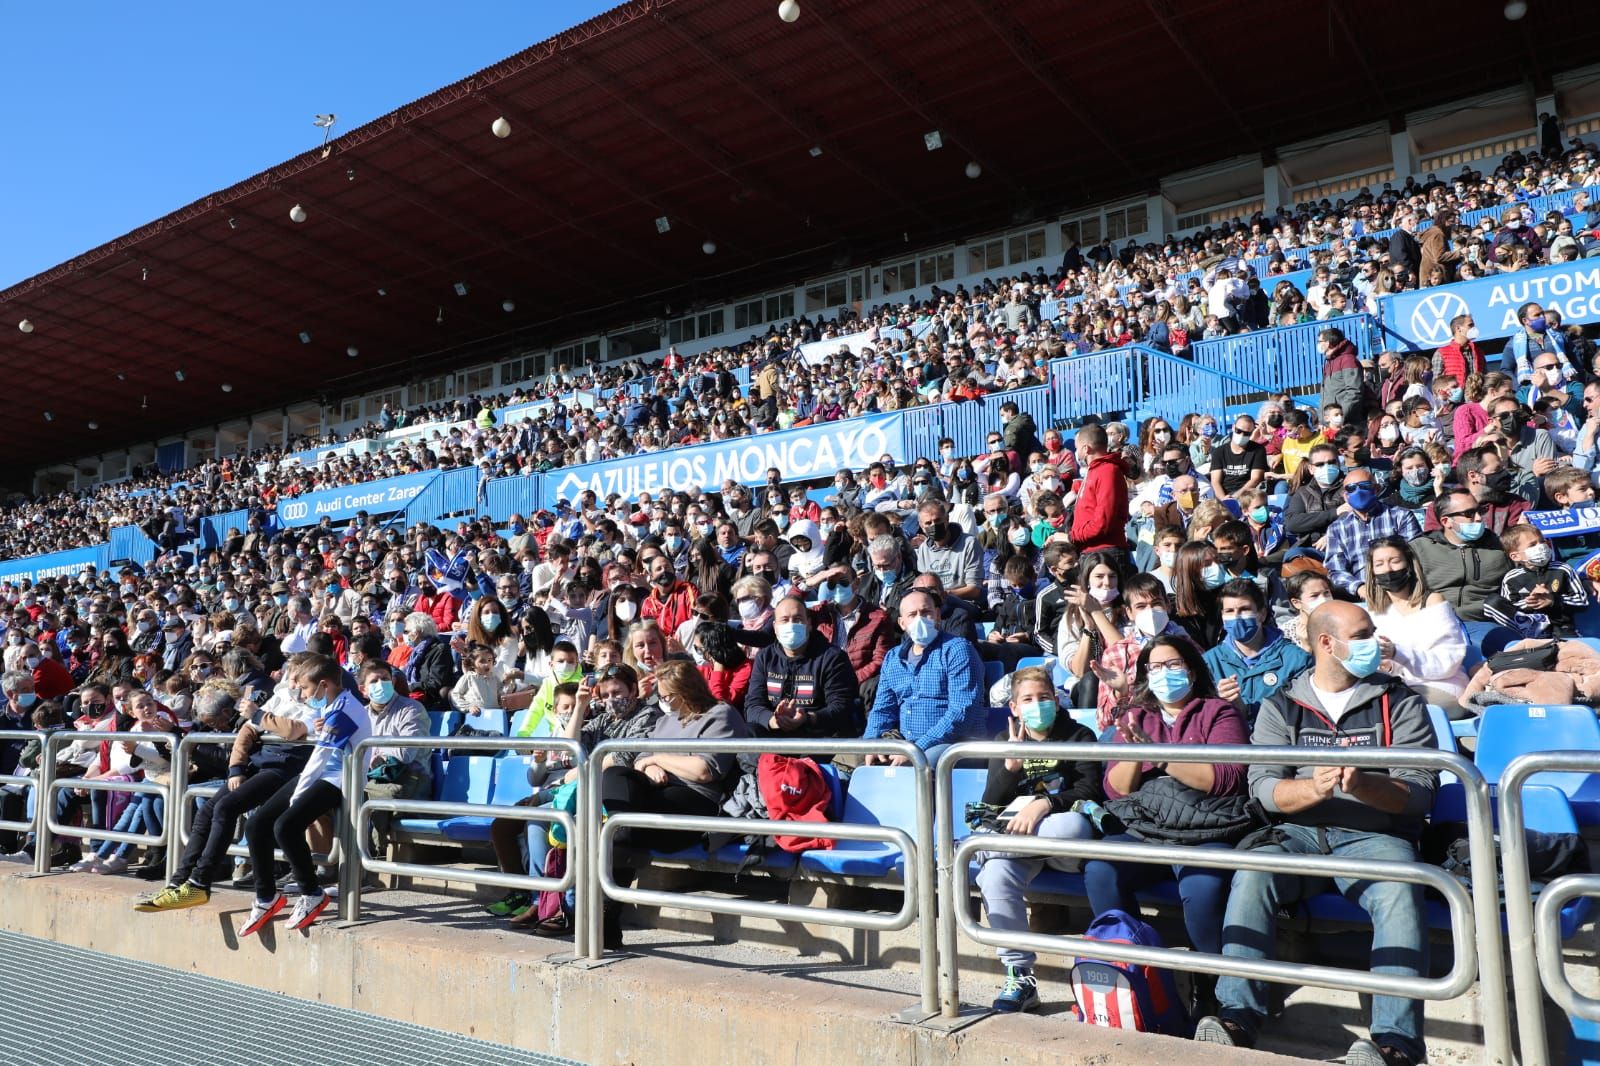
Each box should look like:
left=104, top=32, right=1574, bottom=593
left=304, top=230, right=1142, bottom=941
left=1069, top=423, right=1129, bottom=555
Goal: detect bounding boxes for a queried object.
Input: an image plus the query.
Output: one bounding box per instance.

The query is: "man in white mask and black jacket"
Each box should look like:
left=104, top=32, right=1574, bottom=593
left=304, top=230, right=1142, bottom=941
left=1195, top=601, right=1438, bottom=1066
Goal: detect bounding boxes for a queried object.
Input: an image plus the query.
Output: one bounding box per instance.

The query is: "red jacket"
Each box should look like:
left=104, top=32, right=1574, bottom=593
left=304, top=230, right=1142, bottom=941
left=414, top=592, right=459, bottom=632
left=1435, top=339, right=1485, bottom=382
left=32, top=657, right=76, bottom=700
left=699, top=660, right=752, bottom=707
left=1070, top=452, right=1129, bottom=553
left=642, top=580, right=698, bottom=636
left=809, top=602, right=896, bottom=685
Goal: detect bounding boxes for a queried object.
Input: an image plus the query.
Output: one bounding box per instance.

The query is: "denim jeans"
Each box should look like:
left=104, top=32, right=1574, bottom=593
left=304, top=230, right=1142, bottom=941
left=95, top=793, right=164, bottom=860
left=974, top=811, right=1094, bottom=968
left=1214, top=823, right=1427, bottom=1061
left=1083, top=835, right=1235, bottom=954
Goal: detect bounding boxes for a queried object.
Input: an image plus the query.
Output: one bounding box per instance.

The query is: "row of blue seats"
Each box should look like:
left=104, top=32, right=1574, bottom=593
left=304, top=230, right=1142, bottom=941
left=391, top=699, right=1597, bottom=936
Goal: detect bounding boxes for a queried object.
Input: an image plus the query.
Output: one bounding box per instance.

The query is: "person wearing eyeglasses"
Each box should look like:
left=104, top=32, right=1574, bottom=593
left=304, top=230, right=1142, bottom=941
left=1410, top=489, right=1512, bottom=630
left=1321, top=468, right=1421, bottom=600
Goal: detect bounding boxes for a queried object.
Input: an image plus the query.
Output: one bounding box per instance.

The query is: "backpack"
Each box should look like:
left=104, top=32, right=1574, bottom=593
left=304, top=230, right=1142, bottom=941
left=755, top=753, right=834, bottom=852
left=534, top=846, right=569, bottom=925
left=1069, top=910, right=1190, bottom=1037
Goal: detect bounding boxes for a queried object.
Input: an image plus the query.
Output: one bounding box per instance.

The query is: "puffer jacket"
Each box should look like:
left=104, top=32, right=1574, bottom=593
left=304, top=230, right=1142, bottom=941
left=1106, top=775, right=1263, bottom=845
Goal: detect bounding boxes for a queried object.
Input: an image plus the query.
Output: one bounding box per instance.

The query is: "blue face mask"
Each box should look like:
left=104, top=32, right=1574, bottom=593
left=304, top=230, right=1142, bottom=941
left=1222, top=613, right=1261, bottom=645
left=13, top=692, right=36, bottom=709
left=907, top=616, right=939, bottom=646
left=1019, top=699, right=1057, bottom=732
left=776, top=622, right=808, bottom=651
left=367, top=680, right=395, bottom=705
left=829, top=583, right=854, bottom=606
left=275, top=594, right=290, bottom=606
left=307, top=691, right=329, bottom=711
left=1336, top=635, right=1383, bottom=678
left=873, top=568, right=899, bottom=586
left=1201, top=563, right=1228, bottom=589
left=1345, top=483, right=1378, bottom=512
left=1147, top=667, right=1192, bottom=704
left=1456, top=520, right=1486, bottom=542
left=1315, top=462, right=1342, bottom=487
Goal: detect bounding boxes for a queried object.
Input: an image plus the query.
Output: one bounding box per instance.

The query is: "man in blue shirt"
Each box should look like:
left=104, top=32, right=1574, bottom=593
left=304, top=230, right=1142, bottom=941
left=863, top=590, right=985, bottom=765
left=1323, top=468, right=1421, bottom=599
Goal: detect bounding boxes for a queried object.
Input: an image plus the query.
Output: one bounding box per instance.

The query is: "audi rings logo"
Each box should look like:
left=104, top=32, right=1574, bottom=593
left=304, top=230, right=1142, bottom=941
left=1407, top=291, right=1470, bottom=347
left=282, top=501, right=310, bottom=521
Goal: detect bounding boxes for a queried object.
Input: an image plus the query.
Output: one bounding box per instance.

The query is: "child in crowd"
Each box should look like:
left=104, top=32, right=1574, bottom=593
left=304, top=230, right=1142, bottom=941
left=1501, top=524, right=1589, bottom=637
left=1544, top=467, right=1600, bottom=563
left=449, top=646, right=503, bottom=727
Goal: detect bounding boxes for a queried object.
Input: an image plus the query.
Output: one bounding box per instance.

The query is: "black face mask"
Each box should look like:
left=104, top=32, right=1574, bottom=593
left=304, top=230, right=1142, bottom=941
left=1484, top=469, right=1514, bottom=497
left=924, top=522, right=948, bottom=542
left=1214, top=552, right=1241, bottom=571
left=1267, top=414, right=1284, bottom=428
left=1375, top=569, right=1414, bottom=593
left=1497, top=412, right=1522, bottom=436
left=1163, top=460, right=1185, bottom=478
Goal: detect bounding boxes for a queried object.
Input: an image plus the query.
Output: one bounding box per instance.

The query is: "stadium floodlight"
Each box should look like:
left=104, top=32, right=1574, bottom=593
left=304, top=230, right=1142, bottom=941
left=1504, top=0, right=1527, bottom=17
left=491, top=116, right=511, bottom=138
left=502, top=299, right=516, bottom=313
left=778, top=0, right=800, bottom=22
left=17, top=319, right=32, bottom=333
left=87, top=421, right=97, bottom=430
left=702, top=240, right=717, bottom=255
left=453, top=281, right=469, bottom=296
left=221, top=383, right=233, bottom=393
left=174, top=370, right=185, bottom=382
left=966, top=161, right=982, bottom=179
left=924, top=130, right=943, bottom=151
left=298, top=331, right=312, bottom=344
left=42, top=412, right=52, bottom=422
left=289, top=204, right=307, bottom=223
left=655, top=216, right=672, bottom=234
left=346, top=346, right=359, bottom=358
left=808, top=145, right=823, bottom=158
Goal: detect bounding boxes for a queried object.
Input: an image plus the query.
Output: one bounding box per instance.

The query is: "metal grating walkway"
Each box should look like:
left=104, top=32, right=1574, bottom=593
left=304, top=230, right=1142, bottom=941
left=0, top=929, right=581, bottom=1066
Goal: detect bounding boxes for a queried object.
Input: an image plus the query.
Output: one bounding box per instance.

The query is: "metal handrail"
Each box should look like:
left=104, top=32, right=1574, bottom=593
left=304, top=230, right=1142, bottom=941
left=949, top=834, right=1475, bottom=997
left=42, top=730, right=178, bottom=860
left=1534, top=873, right=1600, bottom=1022
left=1499, top=750, right=1600, bottom=1066
left=934, top=741, right=1509, bottom=1066
left=583, top=736, right=937, bottom=1017
left=167, top=731, right=323, bottom=885
left=339, top=735, right=588, bottom=955
left=0, top=730, right=45, bottom=837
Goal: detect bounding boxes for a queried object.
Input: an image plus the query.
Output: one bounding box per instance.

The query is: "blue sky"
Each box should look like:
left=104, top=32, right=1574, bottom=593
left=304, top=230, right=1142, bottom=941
left=0, top=1, right=617, bottom=289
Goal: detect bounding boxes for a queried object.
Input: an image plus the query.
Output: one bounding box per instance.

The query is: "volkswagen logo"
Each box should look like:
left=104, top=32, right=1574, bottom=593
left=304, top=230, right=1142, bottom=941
left=282, top=501, right=310, bottom=521
left=1407, top=291, right=1470, bottom=347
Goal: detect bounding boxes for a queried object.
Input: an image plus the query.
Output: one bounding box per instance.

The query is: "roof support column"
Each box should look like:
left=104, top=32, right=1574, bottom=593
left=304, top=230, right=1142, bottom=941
left=1536, top=92, right=1560, bottom=149
left=1146, top=193, right=1176, bottom=238
left=1263, top=164, right=1292, bottom=216
left=1390, top=123, right=1419, bottom=184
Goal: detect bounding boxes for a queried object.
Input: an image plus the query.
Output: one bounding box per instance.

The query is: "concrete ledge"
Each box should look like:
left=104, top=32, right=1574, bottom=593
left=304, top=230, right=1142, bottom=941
left=0, top=867, right=1313, bottom=1066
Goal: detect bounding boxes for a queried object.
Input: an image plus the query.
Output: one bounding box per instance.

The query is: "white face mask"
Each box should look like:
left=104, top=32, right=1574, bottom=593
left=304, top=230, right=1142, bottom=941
left=1133, top=606, right=1169, bottom=638
left=1300, top=594, right=1331, bottom=614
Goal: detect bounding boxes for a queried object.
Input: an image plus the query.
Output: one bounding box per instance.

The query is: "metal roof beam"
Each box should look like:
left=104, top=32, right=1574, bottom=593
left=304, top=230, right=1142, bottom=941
left=1142, top=0, right=1260, bottom=150
left=805, top=0, right=1025, bottom=198
left=650, top=9, right=933, bottom=226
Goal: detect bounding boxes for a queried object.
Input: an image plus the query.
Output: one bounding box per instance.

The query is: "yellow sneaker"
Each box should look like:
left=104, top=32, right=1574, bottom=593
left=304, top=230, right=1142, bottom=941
left=133, top=883, right=209, bottom=912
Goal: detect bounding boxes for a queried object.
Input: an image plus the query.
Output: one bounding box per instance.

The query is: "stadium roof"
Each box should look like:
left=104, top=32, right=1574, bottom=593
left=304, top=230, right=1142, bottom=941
left=2, top=0, right=1595, bottom=476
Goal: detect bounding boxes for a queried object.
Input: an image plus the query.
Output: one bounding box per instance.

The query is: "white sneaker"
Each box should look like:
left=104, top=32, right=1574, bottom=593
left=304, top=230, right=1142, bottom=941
left=97, top=855, right=129, bottom=875
left=69, top=856, right=104, bottom=873
left=237, top=895, right=286, bottom=938
left=287, top=892, right=331, bottom=931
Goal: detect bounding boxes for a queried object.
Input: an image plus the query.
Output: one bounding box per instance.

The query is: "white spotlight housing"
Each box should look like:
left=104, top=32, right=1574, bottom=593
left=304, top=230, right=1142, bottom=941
left=778, top=0, right=801, bottom=22
left=18, top=319, right=33, bottom=334
left=346, top=346, right=359, bottom=358
left=87, top=421, right=98, bottom=430
left=221, top=383, right=234, bottom=393
left=289, top=204, right=307, bottom=223
left=502, top=300, right=516, bottom=313
left=491, top=116, right=512, bottom=138
left=1504, top=0, right=1528, bottom=17
left=965, top=161, right=982, bottom=179
left=702, top=240, right=717, bottom=255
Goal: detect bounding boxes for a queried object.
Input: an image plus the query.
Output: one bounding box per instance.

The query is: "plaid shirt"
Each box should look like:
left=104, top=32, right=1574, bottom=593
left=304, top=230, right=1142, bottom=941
left=865, top=632, right=986, bottom=751
left=1325, top=504, right=1422, bottom=595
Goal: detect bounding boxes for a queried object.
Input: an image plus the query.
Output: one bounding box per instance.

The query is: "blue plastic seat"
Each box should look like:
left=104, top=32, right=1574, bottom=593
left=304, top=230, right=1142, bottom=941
left=439, top=755, right=537, bottom=842
left=948, top=768, right=989, bottom=844
left=397, top=754, right=494, bottom=837
left=1067, top=707, right=1100, bottom=733
left=1015, top=657, right=1048, bottom=672
left=982, top=660, right=1005, bottom=689
left=1522, top=785, right=1591, bottom=939
left=426, top=711, right=451, bottom=737
left=1476, top=704, right=1600, bottom=823
left=984, top=705, right=1010, bottom=735
left=798, top=765, right=917, bottom=878
left=705, top=764, right=852, bottom=871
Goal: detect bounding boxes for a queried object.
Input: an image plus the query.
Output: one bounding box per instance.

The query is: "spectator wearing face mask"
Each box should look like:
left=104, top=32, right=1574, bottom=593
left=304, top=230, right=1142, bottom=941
left=1503, top=301, right=1573, bottom=387
left=1411, top=489, right=1513, bottom=631
left=1322, top=467, right=1421, bottom=599
left=640, top=555, right=698, bottom=636
left=1204, top=579, right=1311, bottom=725
left=745, top=595, right=861, bottom=742
left=1319, top=328, right=1370, bottom=430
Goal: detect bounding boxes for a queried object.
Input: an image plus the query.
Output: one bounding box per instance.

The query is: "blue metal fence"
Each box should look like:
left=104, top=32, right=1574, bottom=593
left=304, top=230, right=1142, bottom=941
left=107, top=525, right=158, bottom=568
left=1189, top=314, right=1375, bottom=394
left=1048, top=347, right=1141, bottom=426
left=486, top=474, right=541, bottom=518
left=198, top=509, right=253, bottom=551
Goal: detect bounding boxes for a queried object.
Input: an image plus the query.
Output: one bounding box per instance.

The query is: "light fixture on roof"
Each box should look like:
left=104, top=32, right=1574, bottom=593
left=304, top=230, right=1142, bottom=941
left=298, top=331, right=311, bottom=344
left=923, top=130, right=943, bottom=151
left=313, top=113, right=337, bottom=146
left=702, top=240, right=717, bottom=255
left=227, top=217, right=238, bottom=230
left=140, top=266, right=149, bottom=281
left=18, top=319, right=33, bottom=333
left=87, top=421, right=98, bottom=430
left=174, top=370, right=185, bottom=382
left=655, top=216, right=672, bottom=234
left=42, top=412, right=52, bottom=422
left=221, top=383, right=233, bottom=393
left=346, top=346, right=359, bottom=358
left=502, top=299, right=516, bottom=313
left=491, top=116, right=511, bottom=139
left=345, top=167, right=356, bottom=181
left=453, top=281, right=469, bottom=296
left=808, top=145, right=824, bottom=158
left=435, top=307, right=444, bottom=325
left=141, top=395, right=148, bottom=409
left=778, top=0, right=801, bottom=22
left=965, top=161, right=982, bottom=179
left=1504, top=0, right=1527, bottom=17
left=377, top=287, right=387, bottom=297
left=289, top=204, right=307, bottom=223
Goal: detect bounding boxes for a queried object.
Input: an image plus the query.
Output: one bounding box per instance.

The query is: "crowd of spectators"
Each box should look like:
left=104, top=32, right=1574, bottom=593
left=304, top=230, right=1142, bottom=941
left=2, top=144, right=1600, bottom=1063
